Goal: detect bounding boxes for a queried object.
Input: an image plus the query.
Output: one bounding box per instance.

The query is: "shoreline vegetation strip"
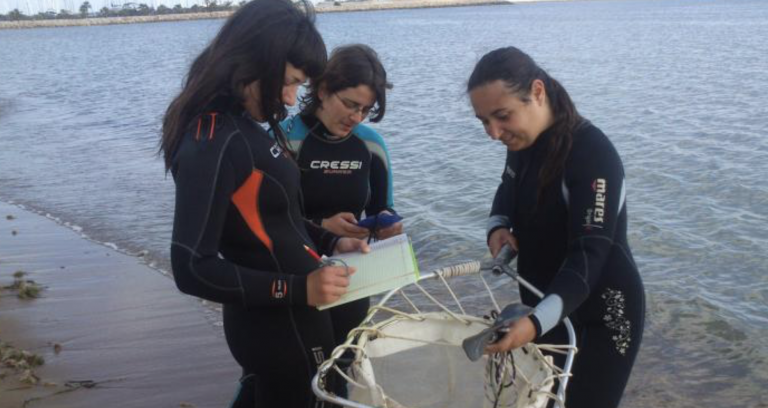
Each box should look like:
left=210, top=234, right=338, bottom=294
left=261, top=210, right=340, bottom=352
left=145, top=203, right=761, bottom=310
left=0, top=0, right=516, bottom=30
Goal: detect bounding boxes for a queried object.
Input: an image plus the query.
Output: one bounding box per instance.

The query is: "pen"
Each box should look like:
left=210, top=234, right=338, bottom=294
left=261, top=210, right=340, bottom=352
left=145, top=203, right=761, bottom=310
left=303, top=244, right=322, bottom=262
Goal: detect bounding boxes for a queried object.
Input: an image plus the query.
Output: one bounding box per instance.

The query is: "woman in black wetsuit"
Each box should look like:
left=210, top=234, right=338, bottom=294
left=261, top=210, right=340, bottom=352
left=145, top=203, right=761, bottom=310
left=280, top=44, right=402, bottom=397
left=160, top=1, right=368, bottom=406
left=468, top=47, right=645, bottom=408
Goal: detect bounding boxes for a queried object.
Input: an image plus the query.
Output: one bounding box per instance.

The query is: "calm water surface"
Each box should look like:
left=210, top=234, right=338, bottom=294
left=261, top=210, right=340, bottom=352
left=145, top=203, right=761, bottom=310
left=1, top=0, right=767, bottom=406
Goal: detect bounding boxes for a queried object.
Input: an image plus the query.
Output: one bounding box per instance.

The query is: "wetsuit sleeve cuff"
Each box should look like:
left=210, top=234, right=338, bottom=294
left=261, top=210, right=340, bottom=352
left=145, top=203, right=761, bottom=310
left=236, top=272, right=308, bottom=307
left=528, top=314, right=543, bottom=340
left=326, top=236, right=341, bottom=257
left=290, top=274, right=309, bottom=306
left=303, top=219, right=339, bottom=256
left=532, top=294, right=564, bottom=337
left=486, top=215, right=511, bottom=243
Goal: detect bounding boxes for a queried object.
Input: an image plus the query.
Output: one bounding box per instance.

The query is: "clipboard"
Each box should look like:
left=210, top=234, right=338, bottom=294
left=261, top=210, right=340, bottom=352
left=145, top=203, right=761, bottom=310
left=318, top=233, right=420, bottom=310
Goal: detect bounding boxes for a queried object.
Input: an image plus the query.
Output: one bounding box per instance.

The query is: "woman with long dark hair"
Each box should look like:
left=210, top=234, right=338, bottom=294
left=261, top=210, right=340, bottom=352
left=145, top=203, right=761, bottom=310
left=280, top=44, right=400, bottom=367
left=468, top=47, right=645, bottom=408
left=160, top=1, right=368, bottom=406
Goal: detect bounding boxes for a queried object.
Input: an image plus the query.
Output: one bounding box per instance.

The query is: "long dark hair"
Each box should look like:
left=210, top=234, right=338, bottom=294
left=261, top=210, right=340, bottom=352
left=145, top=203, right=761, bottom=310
left=160, top=0, right=327, bottom=170
left=468, top=47, right=581, bottom=202
left=301, top=44, right=392, bottom=123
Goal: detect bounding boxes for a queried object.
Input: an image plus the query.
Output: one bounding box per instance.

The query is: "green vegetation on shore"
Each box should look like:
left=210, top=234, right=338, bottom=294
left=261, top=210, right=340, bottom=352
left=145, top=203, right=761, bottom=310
left=0, top=0, right=510, bottom=29
left=0, top=0, right=241, bottom=22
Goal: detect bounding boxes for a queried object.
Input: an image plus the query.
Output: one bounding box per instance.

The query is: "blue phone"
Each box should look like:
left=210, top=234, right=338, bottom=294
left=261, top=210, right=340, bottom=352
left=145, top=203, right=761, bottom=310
left=357, top=213, right=403, bottom=229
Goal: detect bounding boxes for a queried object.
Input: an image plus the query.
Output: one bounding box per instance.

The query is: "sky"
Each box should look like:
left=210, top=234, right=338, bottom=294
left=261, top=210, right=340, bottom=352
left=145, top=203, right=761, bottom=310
left=0, top=0, right=321, bottom=15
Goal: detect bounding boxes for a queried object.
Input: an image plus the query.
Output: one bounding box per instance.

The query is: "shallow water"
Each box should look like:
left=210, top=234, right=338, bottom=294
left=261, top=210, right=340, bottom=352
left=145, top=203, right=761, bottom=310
left=1, top=0, right=767, bottom=406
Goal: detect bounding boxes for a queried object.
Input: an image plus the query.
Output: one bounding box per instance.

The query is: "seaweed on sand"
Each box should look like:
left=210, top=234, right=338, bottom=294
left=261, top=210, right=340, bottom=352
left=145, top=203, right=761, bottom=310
left=3, top=271, right=43, bottom=299
left=0, top=341, right=45, bottom=385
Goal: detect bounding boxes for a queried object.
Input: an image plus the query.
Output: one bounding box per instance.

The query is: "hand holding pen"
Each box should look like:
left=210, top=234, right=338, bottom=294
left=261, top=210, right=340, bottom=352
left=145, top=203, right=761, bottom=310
left=304, top=239, right=369, bottom=307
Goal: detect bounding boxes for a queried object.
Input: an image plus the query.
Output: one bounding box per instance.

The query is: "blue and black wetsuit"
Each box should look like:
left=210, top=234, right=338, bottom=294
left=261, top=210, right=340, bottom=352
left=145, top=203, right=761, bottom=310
left=281, top=113, right=394, bottom=224
left=281, top=113, right=395, bottom=347
left=170, top=112, right=341, bottom=408
left=487, top=120, right=645, bottom=408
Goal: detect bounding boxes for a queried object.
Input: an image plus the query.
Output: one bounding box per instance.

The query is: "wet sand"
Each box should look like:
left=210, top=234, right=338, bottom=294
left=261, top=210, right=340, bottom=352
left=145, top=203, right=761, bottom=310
left=0, top=200, right=239, bottom=408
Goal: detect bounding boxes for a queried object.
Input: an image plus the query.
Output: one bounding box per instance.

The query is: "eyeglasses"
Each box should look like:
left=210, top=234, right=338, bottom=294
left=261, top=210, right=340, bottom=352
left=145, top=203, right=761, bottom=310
left=334, top=93, right=374, bottom=118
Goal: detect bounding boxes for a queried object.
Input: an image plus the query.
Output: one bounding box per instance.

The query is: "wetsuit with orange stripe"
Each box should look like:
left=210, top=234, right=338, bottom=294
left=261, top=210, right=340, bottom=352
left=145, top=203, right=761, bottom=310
left=170, top=111, right=340, bottom=407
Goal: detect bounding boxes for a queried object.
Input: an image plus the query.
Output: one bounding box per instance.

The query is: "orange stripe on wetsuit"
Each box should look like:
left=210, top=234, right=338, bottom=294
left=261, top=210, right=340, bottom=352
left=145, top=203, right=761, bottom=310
left=195, top=113, right=219, bottom=141
left=231, top=170, right=273, bottom=252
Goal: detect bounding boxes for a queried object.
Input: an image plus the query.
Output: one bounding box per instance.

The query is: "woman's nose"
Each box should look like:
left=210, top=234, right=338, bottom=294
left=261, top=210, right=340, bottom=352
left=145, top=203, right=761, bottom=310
left=487, top=123, right=502, bottom=140
left=282, top=86, right=298, bottom=107
left=349, top=110, right=364, bottom=123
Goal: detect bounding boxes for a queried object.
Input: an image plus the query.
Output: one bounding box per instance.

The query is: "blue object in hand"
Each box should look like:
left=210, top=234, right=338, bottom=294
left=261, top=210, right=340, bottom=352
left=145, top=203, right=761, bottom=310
left=357, top=213, right=403, bottom=230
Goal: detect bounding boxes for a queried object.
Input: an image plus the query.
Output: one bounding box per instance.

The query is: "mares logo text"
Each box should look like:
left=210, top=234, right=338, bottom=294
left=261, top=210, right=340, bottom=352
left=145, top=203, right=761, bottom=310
left=583, top=178, right=607, bottom=229
left=593, top=178, right=607, bottom=223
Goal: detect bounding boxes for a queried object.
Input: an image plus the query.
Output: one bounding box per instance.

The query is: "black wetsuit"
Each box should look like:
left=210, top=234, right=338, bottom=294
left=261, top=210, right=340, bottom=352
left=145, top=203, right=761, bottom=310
left=281, top=113, right=395, bottom=349
left=487, top=120, right=645, bottom=408
left=170, top=112, right=341, bottom=408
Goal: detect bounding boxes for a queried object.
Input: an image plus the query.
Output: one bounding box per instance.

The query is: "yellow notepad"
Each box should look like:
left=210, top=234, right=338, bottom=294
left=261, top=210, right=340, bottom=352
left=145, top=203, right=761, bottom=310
left=318, top=233, right=420, bottom=310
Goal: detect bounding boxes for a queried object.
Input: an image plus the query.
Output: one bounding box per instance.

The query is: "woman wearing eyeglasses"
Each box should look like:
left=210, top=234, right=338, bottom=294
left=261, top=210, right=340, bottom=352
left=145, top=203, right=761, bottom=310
left=281, top=44, right=401, bottom=243
left=280, top=44, right=401, bottom=396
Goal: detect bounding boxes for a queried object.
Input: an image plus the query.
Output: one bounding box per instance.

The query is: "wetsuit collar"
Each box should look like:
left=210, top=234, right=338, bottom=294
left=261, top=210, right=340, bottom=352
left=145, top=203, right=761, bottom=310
left=300, top=112, right=352, bottom=142
left=524, top=118, right=592, bottom=160
left=526, top=124, right=558, bottom=156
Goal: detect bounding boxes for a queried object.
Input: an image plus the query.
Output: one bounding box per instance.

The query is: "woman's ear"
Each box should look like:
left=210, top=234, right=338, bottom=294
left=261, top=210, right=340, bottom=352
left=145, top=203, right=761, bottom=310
left=242, top=80, right=265, bottom=122
left=317, top=83, right=329, bottom=102
left=246, top=81, right=260, bottom=100
left=531, top=79, right=547, bottom=106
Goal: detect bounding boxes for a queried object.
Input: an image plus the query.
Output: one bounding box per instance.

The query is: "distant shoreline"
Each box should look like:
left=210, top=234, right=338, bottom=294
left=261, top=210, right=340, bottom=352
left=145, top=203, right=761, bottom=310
left=0, top=0, right=522, bottom=30
left=0, top=10, right=231, bottom=30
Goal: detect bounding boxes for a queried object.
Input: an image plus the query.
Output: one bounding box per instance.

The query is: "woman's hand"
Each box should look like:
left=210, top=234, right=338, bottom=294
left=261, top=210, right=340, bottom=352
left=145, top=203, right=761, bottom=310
left=306, top=238, right=368, bottom=306
left=485, top=316, right=537, bottom=354
left=322, top=212, right=369, bottom=239
left=488, top=228, right=518, bottom=258
left=375, top=210, right=403, bottom=240
left=334, top=237, right=370, bottom=255
left=306, top=264, right=356, bottom=306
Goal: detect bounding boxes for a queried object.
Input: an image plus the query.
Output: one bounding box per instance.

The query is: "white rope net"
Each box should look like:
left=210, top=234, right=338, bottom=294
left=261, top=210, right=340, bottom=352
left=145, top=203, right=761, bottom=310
left=313, top=261, right=577, bottom=408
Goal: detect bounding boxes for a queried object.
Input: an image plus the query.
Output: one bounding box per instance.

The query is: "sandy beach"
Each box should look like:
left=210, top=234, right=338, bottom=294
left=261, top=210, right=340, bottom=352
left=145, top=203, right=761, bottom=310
left=0, top=0, right=522, bottom=30
left=0, top=200, right=239, bottom=408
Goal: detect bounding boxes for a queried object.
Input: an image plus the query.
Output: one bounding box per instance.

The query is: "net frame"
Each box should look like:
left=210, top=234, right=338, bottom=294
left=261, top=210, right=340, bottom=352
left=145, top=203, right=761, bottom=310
left=312, top=260, right=578, bottom=408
